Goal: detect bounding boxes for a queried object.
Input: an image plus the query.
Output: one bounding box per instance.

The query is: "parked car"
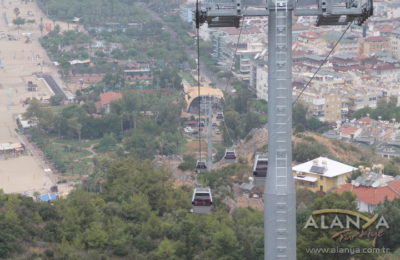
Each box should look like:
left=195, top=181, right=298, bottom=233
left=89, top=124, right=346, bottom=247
left=184, top=127, right=194, bottom=134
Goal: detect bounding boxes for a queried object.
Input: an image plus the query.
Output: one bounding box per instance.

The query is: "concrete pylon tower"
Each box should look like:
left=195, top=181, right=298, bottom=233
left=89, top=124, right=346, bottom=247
left=196, top=0, right=373, bottom=259
left=264, top=1, right=296, bottom=259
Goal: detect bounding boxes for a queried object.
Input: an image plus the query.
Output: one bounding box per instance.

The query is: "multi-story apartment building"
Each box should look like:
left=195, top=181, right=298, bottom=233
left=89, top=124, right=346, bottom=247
left=361, top=36, right=390, bottom=56
left=254, top=63, right=268, bottom=101
left=234, top=42, right=264, bottom=82
left=390, top=29, right=400, bottom=59
left=209, top=26, right=264, bottom=70
left=348, top=90, right=380, bottom=111
left=329, top=54, right=362, bottom=72
left=325, top=92, right=345, bottom=123
left=336, top=36, right=362, bottom=55
left=210, top=30, right=232, bottom=66
left=294, top=89, right=325, bottom=120
left=387, top=2, right=400, bottom=19
left=372, top=61, right=400, bottom=83
left=179, top=4, right=193, bottom=23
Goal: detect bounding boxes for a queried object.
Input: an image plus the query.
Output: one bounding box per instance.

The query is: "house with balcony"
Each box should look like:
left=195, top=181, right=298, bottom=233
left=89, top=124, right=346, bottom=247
left=293, top=157, right=357, bottom=193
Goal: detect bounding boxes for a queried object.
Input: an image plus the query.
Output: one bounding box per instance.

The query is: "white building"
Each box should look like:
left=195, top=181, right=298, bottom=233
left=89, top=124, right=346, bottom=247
left=255, top=64, right=268, bottom=101
left=180, top=5, right=194, bottom=23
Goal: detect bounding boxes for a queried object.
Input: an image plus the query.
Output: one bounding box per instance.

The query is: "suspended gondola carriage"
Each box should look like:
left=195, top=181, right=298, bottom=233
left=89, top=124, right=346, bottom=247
left=224, top=148, right=237, bottom=162
left=195, top=159, right=207, bottom=173
left=192, top=187, right=213, bottom=214
left=253, top=153, right=268, bottom=186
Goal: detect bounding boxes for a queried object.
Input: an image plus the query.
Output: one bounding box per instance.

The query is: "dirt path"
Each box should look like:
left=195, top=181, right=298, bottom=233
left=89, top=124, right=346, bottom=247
left=81, top=143, right=97, bottom=159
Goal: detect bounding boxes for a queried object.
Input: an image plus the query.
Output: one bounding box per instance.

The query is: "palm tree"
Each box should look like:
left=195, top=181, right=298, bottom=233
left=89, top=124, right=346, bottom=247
left=39, top=17, right=44, bottom=36
left=67, top=117, right=82, bottom=142
left=14, top=7, right=20, bottom=17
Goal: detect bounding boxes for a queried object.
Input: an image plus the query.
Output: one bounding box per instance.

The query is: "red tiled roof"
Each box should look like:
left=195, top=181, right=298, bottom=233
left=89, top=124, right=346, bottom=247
left=388, top=181, right=400, bottom=193
left=292, top=23, right=309, bottom=31
left=180, top=112, right=191, bottom=119
left=335, top=181, right=400, bottom=205
left=95, top=91, right=122, bottom=111
left=357, top=117, right=373, bottom=125
left=340, top=126, right=358, bottom=136
left=375, top=24, right=394, bottom=33
left=293, top=50, right=307, bottom=57
left=333, top=65, right=362, bottom=72
left=299, top=31, right=320, bottom=39
left=71, top=75, right=104, bottom=84
left=134, top=89, right=157, bottom=93
left=374, top=63, right=399, bottom=71
left=185, top=120, right=198, bottom=125
left=365, top=36, right=388, bottom=42
left=221, top=27, right=261, bottom=35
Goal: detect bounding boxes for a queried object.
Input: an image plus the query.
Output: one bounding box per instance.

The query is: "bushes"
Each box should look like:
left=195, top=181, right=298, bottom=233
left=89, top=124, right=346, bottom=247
left=384, top=160, right=400, bottom=176
left=94, top=134, right=118, bottom=153
left=293, top=141, right=330, bottom=163
left=178, top=155, right=196, bottom=171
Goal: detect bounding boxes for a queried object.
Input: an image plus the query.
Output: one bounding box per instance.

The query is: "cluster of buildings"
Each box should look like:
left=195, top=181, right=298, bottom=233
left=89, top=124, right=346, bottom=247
left=293, top=156, right=400, bottom=213
left=222, top=154, right=400, bottom=212
left=336, top=172, right=400, bottom=213
left=180, top=0, right=400, bottom=125
left=176, top=0, right=400, bottom=213
left=68, top=57, right=154, bottom=91
left=0, top=142, right=25, bottom=159
left=323, top=117, right=400, bottom=158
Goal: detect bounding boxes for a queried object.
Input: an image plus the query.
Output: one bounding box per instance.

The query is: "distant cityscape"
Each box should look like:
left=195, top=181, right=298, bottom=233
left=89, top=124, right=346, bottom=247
left=180, top=0, right=400, bottom=124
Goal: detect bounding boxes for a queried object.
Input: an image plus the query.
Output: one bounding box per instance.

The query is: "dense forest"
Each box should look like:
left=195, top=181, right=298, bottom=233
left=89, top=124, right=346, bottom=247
left=0, top=157, right=264, bottom=259
left=37, top=0, right=147, bottom=25
left=2, top=156, right=399, bottom=259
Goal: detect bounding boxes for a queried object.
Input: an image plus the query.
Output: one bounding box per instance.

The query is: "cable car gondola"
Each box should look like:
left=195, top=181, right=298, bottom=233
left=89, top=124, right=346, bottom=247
left=224, top=149, right=237, bottom=162
left=253, top=153, right=268, bottom=186
left=192, top=187, right=213, bottom=214
left=195, top=159, right=207, bottom=173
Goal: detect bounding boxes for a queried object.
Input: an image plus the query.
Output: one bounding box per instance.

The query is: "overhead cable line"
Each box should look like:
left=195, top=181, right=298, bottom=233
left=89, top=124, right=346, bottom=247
left=196, top=0, right=202, bottom=162
left=292, top=21, right=353, bottom=105
left=221, top=7, right=247, bottom=145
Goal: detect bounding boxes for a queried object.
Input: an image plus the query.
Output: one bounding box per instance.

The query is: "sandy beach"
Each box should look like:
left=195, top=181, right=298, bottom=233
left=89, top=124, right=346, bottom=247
left=0, top=0, right=70, bottom=194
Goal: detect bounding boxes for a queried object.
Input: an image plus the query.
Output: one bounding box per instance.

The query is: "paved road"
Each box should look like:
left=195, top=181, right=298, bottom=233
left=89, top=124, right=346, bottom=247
left=37, top=73, right=66, bottom=98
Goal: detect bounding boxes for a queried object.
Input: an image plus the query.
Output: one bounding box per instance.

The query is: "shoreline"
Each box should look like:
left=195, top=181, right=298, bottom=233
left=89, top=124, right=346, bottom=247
left=0, top=0, right=73, bottom=196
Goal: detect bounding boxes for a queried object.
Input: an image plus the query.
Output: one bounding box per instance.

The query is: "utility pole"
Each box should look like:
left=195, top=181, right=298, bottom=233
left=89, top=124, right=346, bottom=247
left=207, top=95, right=213, bottom=171
left=196, top=0, right=373, bottom=259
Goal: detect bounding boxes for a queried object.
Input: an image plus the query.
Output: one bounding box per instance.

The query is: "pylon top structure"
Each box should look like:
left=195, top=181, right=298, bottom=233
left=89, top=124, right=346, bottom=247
left=198, top=0, right=372, bottom=27
left=195, top=1, right=373, bottom=259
